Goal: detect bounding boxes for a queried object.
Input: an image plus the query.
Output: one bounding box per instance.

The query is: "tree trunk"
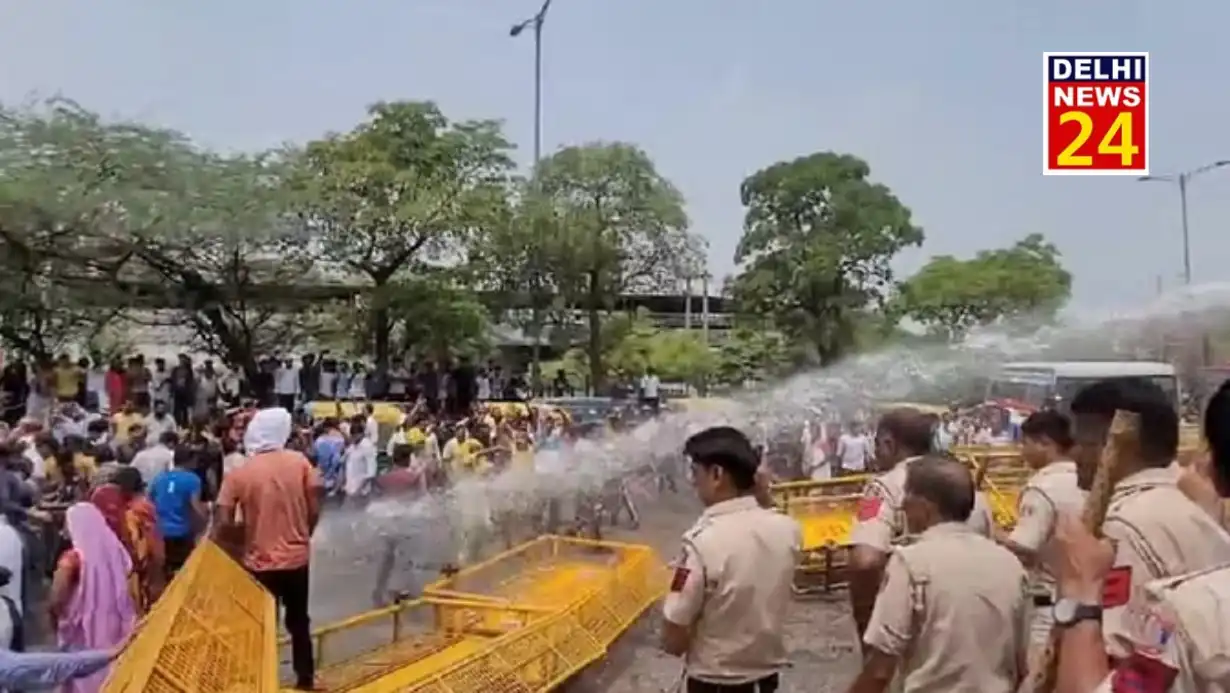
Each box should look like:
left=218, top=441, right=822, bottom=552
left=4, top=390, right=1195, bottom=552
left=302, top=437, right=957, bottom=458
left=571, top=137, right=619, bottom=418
left=529, top=304, right=543, bottom=397
left=586, top=272, right=603, bottom=395
left=369, top=279, right=392, bottom=382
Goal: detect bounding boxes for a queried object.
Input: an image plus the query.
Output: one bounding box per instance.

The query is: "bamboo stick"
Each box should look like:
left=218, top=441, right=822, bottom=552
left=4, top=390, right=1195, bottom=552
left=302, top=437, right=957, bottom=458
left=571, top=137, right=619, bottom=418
left=1027, top=409, right=1139, bottom=693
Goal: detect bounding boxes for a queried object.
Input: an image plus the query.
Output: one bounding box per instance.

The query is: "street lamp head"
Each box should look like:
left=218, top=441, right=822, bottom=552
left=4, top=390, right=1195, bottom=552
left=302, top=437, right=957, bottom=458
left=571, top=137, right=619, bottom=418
left=509, top=22, right=526, bottom=37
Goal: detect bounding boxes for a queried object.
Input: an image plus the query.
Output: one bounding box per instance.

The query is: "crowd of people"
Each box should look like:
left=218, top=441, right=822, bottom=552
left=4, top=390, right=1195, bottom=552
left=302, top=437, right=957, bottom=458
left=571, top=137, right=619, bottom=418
left=0, top=348, right=675, bottom=691
left=663, top=377, right=1230, bottom=693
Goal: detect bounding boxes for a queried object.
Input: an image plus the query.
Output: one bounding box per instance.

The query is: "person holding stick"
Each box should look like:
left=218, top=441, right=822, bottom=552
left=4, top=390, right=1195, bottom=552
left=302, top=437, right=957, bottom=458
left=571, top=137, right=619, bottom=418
left=1062, top=381, right=1230, bottom=660
left=1049, top=378, right=1230, bottom=692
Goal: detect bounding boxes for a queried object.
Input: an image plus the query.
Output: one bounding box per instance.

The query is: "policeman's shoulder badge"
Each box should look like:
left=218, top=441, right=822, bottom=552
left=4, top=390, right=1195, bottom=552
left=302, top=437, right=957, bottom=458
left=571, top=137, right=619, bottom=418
left=857, top=496, right=883, bottom=522
left=669, top=565, right=691, bottom=593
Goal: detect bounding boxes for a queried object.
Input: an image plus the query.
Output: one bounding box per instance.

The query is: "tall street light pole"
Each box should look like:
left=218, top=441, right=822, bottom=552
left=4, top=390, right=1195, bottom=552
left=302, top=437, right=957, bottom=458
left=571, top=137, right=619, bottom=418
left=1138, top=159, right=1230, bottom=285
left=510, top=0, right=553, bottom=166
left=510, top=0, right=554, bottom=395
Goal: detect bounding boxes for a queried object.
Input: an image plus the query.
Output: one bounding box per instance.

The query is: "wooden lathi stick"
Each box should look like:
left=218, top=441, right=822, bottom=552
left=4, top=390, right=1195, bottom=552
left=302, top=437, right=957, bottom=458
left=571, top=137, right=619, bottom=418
left=1027, top=409, right=1140, bottom=693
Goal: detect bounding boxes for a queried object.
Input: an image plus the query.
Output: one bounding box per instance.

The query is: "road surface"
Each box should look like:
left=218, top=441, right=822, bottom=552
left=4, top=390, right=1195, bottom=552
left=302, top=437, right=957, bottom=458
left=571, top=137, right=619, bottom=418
left=305, top=489, right=861, bottom=692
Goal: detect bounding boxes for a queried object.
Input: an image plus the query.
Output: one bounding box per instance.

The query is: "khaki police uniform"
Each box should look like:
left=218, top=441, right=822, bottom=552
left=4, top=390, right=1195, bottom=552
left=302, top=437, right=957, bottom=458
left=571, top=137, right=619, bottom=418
left=863, top=522, right=1029, bottom=693
left=849, top=457, right=995, bottom=552
left=1101, top=467, right=1230, bottom=660
left=1006, top=460, right=1087, bottom=649
left=663, top=495, right=802, bottom=690
left=1093, top=563, right=1230, bottom=693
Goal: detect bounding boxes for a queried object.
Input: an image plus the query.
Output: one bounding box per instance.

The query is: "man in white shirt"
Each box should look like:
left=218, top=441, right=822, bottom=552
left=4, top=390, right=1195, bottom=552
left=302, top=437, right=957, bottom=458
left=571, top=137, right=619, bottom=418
left=130, top=431, right=177, bottom=486
left=84, top=360, right=107, bottom=414
left=802, top=419, right=832, bottom=480
left=639, top=368, right=661, bottom=415
left=274, top=359, right=300, bottom=412
left=144, top=400, right=177, bottom=443
left=363, top=405, right=380, bottom=444
left=836, top=422, right=872, bottom=475
left=343, top=422, right=378, bottom=499
left=150, top=358, right=172, bottom=408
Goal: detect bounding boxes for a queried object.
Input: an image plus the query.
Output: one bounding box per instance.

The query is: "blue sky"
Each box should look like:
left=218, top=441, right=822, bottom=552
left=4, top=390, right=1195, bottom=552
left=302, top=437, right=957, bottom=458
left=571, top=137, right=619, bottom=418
left=3, top=0, right=1228, bottom=310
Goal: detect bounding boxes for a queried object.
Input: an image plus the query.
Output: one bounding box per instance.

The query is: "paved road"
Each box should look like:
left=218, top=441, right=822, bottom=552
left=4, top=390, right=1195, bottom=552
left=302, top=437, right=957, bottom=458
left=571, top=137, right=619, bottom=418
left=304, top=489, right=861, bottom=692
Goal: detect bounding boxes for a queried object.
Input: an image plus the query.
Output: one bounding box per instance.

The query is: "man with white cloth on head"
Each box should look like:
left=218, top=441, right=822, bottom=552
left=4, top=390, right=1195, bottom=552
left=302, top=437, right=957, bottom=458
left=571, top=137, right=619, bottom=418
left=216, top=406, right=321, bottom=691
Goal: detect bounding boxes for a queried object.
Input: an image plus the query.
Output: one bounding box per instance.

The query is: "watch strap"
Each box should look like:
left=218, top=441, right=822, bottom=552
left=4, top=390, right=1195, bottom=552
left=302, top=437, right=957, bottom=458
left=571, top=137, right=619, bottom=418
left=1059, top=603, right=1103, bottom=627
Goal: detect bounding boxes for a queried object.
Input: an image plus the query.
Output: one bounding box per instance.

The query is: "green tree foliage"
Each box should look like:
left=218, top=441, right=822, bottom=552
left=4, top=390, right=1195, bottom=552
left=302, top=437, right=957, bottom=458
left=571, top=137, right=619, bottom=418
left=291, top=101, right=514, bottom=371
left=556, top=310, right=717, bottom=391
left=470, top=188, right=570, bottom=388
left=0, top=100, right=316, bottom=375
left=383, top=275, right=491, bottom=359
left=714, top=327, right=793, bottom=386
left=533, top=143, right=702, bottom=391
left=729, top=152, right=924, bottom=365
left=898, top=233, right=1072, bottom=340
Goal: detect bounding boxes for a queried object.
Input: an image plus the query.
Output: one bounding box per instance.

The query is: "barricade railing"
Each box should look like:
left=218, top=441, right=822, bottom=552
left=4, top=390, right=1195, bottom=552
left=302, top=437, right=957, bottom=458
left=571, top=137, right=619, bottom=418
left=103, top=541, right=279, bottom=693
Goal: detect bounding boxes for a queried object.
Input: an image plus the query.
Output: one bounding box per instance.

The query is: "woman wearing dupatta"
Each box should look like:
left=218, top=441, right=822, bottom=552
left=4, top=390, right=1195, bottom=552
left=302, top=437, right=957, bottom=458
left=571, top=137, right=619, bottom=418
left=88, top=467, right=166, bottom=615
left=48, top=502, right=137, bottom=693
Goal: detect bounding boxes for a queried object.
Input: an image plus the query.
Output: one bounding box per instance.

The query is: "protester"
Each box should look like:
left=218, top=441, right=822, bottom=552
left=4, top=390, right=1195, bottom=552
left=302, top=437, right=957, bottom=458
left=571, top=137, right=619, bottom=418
left=148, top=446, right=206, bottom=578
left=214, top=407, right=321, bottom=691
left=90, top=467, right=165, bottom=615
left=48, top=503, right=136, bottom=693
left=130, top=430, right=176, bottom=487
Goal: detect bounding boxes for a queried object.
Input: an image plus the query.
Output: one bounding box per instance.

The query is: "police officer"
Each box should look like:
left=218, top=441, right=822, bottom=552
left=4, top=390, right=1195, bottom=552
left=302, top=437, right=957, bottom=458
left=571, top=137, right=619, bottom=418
left=995, top=409, right=1086, bottom=660
left=849, top=455, right=1029, bottom=693
left=1063, top=379, right=1230, bottom=662
left=661, top=426, right=801, bottom=693
left=848, top=408, right=996, bottom=640
left=1052, top=376, right=1230, bottom=692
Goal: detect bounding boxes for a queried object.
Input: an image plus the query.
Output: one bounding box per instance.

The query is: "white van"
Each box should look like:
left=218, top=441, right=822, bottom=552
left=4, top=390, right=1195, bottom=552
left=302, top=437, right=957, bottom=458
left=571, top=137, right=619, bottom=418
left=985, top=361, right=1179, bottom=412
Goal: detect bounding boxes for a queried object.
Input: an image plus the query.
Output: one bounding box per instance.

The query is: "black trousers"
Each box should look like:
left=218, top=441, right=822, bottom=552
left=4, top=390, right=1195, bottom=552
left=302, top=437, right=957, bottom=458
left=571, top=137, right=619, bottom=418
left=251, top=565, right=314, bottom=688
left=686, top=674, right=779, bottom=693
left=164, top=536, right=197, bottom=577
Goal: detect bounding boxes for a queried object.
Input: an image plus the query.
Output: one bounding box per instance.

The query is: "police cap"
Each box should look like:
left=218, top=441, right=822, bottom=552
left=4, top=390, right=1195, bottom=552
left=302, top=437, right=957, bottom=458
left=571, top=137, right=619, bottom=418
left=683, top=425, right=760, bottom=479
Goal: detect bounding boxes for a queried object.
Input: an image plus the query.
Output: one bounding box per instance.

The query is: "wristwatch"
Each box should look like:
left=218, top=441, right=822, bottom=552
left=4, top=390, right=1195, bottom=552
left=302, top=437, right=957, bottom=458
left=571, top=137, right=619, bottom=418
left=1053, top=598, right=1102, bottom=627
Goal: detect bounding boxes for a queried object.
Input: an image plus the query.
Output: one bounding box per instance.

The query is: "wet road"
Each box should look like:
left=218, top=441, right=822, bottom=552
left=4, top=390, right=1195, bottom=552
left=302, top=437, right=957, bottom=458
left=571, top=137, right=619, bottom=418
left=303, top=490, right=861, bottom=692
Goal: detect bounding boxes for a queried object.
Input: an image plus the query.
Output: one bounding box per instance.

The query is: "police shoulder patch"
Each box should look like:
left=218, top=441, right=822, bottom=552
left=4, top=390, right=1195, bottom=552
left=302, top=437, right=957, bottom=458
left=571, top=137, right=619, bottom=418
left=669, top=566, right=691, bottom=592
left=857, top=497, right=883, bottom=522
left=1111, top=651, right=1177, bottom=693
left=1103, top=565, right=1133, bottom=608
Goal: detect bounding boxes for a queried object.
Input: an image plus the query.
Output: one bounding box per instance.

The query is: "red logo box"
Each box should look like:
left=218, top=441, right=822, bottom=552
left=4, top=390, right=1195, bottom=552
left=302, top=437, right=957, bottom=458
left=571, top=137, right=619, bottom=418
left=1043, top=52, right=1149, bottom=176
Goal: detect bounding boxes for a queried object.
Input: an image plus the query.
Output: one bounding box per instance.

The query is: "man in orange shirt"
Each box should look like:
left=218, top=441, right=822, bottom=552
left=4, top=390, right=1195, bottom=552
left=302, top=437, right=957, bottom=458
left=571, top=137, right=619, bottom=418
left=213, top=407, right=321, bottom=691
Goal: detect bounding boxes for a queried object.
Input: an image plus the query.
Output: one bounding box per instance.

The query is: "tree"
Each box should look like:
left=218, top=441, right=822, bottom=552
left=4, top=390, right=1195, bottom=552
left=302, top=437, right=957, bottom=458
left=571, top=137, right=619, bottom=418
left=0, top=99, right=319, bottom=378
left=646, top=330, right=718, bottom=386
left=729, top=152, right=924, bottom=365
left=470, top=188, right=570, bottom=390
left=534, top=143, right=702, bottom=391
left=383, top=274, right=491, bottom=359
left=559, top=309, right=716, bottom=390
left=292, top=101, right=514, bottom=373
left=898, top=234, right=1072, bottom=340
left=714, top=327, right=793, bottom=386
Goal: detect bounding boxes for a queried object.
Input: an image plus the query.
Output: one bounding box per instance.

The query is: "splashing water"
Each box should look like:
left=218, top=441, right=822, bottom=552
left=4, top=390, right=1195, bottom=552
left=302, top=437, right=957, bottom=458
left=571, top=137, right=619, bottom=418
left=311, top=283, right=1230, bottom=576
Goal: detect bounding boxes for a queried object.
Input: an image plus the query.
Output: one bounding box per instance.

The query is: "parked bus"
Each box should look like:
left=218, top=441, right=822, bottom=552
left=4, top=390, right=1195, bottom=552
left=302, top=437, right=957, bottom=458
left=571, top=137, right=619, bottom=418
left=985, top=361, right=1179, bottom=413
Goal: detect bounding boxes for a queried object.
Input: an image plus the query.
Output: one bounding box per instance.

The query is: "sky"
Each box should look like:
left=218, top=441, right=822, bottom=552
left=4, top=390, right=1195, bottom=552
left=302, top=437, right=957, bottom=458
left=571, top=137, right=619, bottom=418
left=3, top=0, right=1229, bottom=311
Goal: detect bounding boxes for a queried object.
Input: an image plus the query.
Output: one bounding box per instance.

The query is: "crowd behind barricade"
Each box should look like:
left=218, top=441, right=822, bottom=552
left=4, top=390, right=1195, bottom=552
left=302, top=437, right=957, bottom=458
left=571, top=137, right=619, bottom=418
left=769, top=404, right=1028, bottom=483
left=0, top=348, right=680, bottom=690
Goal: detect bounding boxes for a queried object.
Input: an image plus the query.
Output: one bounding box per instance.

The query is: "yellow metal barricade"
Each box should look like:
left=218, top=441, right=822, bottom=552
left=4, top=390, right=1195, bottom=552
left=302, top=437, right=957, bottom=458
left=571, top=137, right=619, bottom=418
left=104, top=541, right=279, bottom=693
left=293, top=535, right=667, bottom=693
left=769, top=475, right=869, bottom=510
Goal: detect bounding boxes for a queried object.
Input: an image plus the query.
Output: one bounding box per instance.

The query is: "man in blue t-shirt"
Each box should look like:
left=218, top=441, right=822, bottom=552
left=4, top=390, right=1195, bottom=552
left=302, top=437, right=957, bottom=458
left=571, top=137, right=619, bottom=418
left=148, top=446, right=206, bottom=576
